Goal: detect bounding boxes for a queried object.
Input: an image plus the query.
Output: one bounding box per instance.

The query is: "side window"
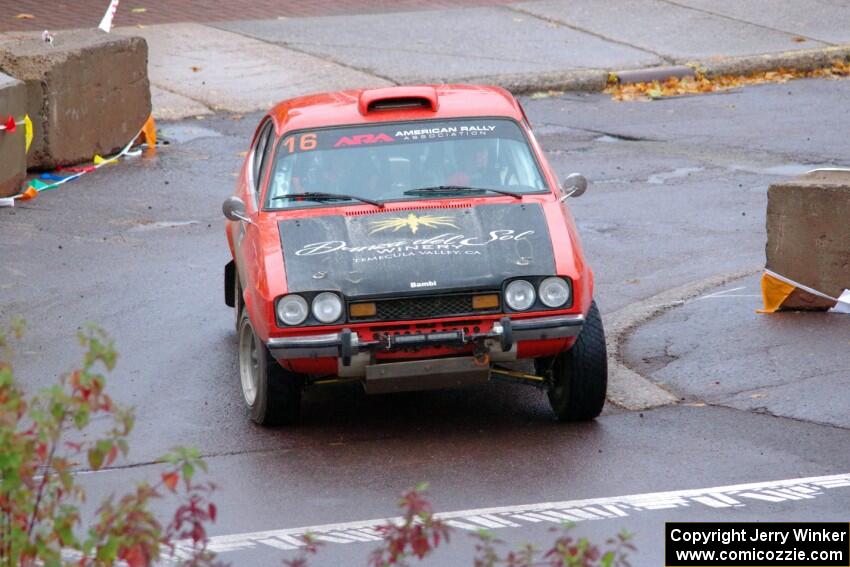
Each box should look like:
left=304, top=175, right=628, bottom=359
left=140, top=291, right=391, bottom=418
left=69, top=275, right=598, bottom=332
left=251, top=121, right=273, bottom=193
left=256, top=125, right=276, bottom=195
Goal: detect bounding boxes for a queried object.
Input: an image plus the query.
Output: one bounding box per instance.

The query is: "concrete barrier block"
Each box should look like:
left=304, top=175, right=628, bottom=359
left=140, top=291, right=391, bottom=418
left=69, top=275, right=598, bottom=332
left=766, top=170, right=850, bottom=309
left=0, top=71, right=26, bottom=197
left=0, top=29, right=150, bottom=170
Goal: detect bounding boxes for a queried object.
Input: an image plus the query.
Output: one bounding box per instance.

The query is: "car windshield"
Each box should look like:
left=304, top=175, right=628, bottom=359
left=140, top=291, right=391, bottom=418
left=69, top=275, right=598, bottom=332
left=264, top=118, right=547, bottom=209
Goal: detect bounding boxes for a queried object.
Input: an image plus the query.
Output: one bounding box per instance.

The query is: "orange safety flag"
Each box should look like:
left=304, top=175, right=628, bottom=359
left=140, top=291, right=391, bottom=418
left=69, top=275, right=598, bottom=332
left=18, top=186, right=38, bottom=201
left=757, top=272, right=797, bottom=313
left=140, top=114, right=156, bottom=146
left=757, top=269, right=845, bottom=313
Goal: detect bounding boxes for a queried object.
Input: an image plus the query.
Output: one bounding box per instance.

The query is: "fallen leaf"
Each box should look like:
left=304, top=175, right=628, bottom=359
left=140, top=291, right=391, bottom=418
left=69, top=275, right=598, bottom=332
left=131, top=7, right=147, bottom=13
left=793, top=36, right=806, bottom=42
left=605, top=59, right=850, bottom=101
left=750, top=392, right=767, bottom=399
left=237, top=151, right=248, bottom=157
left=190, top=66, right=202, bottom=72
left=15, top=13, right=35, bottom=19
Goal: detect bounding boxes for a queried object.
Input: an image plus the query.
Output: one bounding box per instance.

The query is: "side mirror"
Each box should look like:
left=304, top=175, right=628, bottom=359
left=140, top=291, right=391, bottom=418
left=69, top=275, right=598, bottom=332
left=222, top=196, right=252, bottom=224
left=559, top=173, right=588, bottom=201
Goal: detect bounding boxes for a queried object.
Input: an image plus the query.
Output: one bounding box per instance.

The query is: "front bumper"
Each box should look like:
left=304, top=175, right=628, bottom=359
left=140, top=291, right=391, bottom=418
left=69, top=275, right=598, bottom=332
left=266, top=313, right=584, bottom=361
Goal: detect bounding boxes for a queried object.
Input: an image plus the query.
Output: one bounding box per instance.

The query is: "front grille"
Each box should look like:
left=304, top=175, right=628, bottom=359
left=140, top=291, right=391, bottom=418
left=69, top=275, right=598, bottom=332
left=352, top=293, right=498, bottom=322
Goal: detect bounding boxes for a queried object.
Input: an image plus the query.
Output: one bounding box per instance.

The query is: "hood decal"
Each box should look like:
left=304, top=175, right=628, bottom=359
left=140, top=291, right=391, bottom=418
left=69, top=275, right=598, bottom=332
left=279, top=204, right=555, bottom=298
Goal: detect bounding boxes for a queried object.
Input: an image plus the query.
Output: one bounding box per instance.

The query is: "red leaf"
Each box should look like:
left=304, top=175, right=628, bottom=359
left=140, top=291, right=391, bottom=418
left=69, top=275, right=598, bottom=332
left=121, top=545, right=146, bottom=567
left=106, top=445, right=118, bottom=467
left=192, top=523, right=206, bottom=543
left=162, top=471, right=179, bottom=491
left=36, top=442, right=48, bottom=461
left=411, top=529, right=430, bottom=558
left=208, top=502, right=217, bottom=522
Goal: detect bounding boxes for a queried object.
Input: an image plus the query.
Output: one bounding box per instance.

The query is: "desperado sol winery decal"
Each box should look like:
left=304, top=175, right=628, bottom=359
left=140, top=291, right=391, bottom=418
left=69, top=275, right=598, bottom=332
left=278, top=204, right=555, bottom=297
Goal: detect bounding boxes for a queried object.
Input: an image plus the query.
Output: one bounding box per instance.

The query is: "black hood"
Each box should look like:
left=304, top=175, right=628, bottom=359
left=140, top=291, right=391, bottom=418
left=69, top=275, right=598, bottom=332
left=278, top=203, right=556, bottom=298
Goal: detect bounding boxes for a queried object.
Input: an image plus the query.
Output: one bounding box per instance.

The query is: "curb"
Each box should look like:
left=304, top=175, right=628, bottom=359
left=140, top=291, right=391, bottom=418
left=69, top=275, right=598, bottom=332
left=614, top=65, right=694, bottom=85
left=491, top=44, right=850, bottom=95
left=604, top=268, right=759, bottom=411
left=692, top=44, right=850, bottom=78
left=461, top=68, right=609, bottom=94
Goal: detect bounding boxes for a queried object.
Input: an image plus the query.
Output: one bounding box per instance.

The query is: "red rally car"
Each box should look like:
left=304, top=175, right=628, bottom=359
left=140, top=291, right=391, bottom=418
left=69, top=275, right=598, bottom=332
left=223, top=85, right=606, bottom=426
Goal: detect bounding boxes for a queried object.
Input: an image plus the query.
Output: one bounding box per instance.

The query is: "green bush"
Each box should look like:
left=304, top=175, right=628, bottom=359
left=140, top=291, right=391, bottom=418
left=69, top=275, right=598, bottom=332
left=0, top=321, right=218, bottom=567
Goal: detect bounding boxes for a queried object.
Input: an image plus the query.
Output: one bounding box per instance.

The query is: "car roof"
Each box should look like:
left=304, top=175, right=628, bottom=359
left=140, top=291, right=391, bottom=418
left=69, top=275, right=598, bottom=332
left=267, top=84, right=526, bottom=134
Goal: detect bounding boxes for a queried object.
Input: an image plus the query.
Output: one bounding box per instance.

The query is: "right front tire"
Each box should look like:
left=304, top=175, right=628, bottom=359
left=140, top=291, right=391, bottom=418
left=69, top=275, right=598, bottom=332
left=238, top=312, right=302, bottom=426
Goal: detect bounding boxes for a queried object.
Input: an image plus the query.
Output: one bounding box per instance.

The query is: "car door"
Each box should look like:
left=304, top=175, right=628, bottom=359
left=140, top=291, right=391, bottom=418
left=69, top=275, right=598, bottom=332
left=234, top=119, right=275, bottom=320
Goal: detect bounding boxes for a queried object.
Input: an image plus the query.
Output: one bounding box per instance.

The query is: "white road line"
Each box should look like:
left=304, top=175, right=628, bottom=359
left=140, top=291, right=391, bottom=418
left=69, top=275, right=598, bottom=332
left=739, top=491, right=786, bottom=503
left=465, top=515, right=512, bottom=529
left=692, top=496, right=733, bottom=508
left=510, top=513, right=545, bottom=523
left=185, top=473, right=850, bottom=556
left=255, top=538, right=297, bottom=551
left=600, top=504, right=629, bottom=517
left=561, top=508, right=602, bottom=520
left=709, top=493, right=742, bottom=505
left=535, top=510, right=583, bottom=522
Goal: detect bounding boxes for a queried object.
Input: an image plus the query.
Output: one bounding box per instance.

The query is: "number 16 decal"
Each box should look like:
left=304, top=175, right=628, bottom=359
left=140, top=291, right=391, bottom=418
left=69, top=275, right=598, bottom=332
left=283, top=133, right=317, bottom=153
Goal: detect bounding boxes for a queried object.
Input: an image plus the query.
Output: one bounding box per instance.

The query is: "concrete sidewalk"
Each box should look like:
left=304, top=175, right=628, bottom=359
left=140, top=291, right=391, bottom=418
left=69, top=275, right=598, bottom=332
left=11, top=0, right=850, bottom=120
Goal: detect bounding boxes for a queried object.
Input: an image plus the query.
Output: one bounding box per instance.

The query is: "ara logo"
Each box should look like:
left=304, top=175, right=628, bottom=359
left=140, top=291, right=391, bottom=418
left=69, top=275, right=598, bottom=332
left=410, top=281, right=437, bottom=288
left=334, top=133, right=394, bottom=147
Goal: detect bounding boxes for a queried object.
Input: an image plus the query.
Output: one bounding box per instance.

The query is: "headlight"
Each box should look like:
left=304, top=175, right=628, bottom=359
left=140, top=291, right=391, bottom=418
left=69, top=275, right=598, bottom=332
left=277, top=294, right=308, bottom=326
left=539, top=277, right=570, bottom=308
left=505, top=279, right=536, bottom=311
left=312, top=292, right=343, bottom=324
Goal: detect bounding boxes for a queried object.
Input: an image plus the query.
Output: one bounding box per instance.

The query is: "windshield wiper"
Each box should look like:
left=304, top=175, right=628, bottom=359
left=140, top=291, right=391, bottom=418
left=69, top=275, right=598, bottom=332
left=273, top=191, right=384, bottom=208
left=403, top=185, right=523, bottom=199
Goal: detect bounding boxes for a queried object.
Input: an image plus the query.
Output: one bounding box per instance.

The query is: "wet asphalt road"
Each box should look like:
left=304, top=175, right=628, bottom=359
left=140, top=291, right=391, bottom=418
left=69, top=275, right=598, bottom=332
left=2, top=78, right=849, bottom=565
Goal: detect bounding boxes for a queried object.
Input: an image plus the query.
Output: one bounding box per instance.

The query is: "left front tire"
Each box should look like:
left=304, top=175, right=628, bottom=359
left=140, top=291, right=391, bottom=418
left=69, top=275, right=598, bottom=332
left=238, top=312, right=302, bottom=426
left=537, top=300, right=607, bottom=421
